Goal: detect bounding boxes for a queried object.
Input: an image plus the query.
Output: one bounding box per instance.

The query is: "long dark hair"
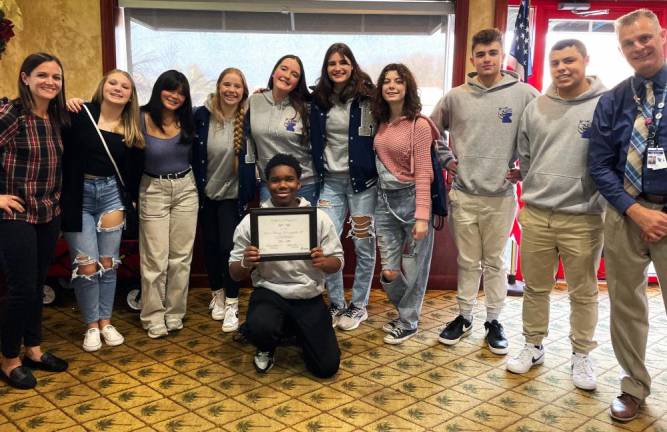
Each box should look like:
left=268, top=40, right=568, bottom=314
left=141, top=70, right=194, bottom=145
left=312, top=43, right=374, bottom=110
left=372, top=63, right=422, bottom=124
left=267, top=54, right=311, bottom=140
left=16, top=52, right=69, bottom=127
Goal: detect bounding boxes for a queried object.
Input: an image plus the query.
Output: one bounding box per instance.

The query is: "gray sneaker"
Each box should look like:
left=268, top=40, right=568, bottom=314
left=329, top=303, right=344, bottom=328
left=337, top=304, right=368, bottom=331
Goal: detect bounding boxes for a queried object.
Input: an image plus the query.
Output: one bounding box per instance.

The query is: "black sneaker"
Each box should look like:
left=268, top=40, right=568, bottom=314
left=253, top=350, right=275, bottom=373
left=439, top=315, right=472, bottom=345
left=484, top=320, right=509, bottom=355
left=383, top=326, right=418, bottom=345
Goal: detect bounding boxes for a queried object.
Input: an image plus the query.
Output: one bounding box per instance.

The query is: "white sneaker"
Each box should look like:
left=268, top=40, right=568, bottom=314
left=222, top=301, right=239, bottom=333
left=337, top=305, right=368, bottom=331
left=506, top=344, right=545, bottom=374
left=210, top=289, right=226, bottom=321
left=83, top=328, right=102, bottom=352
left=571, top=353, right=596, bottom=391
left=253, top=350, right=275, bottom=373
left=100, top=325, right=124, bottom=346
left=166, top=319, right=183, bottom=331
left=147, top=325, right=168, bottom=339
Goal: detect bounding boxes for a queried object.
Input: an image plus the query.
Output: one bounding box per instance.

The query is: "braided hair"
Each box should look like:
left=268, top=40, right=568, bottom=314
left=232, top=105, right=246, bottom=174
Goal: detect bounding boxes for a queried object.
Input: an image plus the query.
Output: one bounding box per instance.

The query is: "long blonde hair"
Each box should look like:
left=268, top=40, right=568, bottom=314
left=91, top=69, right=145, bottom=149
left=210, top=68, right=249, bottom=173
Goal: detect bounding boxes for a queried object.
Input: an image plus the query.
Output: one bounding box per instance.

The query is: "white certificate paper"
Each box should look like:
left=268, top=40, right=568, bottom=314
left=257, top=213, right=311, bottom=255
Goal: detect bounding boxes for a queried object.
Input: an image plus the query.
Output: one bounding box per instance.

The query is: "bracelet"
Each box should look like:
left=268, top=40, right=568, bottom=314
left=240, top=258, right=250, bottom=269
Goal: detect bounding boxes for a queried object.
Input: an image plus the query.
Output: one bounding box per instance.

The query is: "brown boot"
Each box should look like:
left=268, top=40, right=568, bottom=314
left=609, top=393, right=641, bottom=422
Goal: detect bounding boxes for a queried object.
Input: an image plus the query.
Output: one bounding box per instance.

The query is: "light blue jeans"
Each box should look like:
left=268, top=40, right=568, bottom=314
left=318, top=175, right=377, bottom=309
left=64, top=177, right=124, bottom=324
left=259, top=181, right=320, bottom=207
left=375, top=185, right=434, bottom=330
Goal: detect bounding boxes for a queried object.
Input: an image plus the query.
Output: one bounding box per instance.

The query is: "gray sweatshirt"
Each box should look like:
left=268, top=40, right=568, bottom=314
left=229, top=198, right=343, bottom=300
left=518, top=77, right=607, bottom=214
left=248, top=91, right=316, bottom=184
left=204, top=96, right=238, bottom=200
left=431, top=70, right=539, bottom=196
left=324, top=99, right=352, bottom=175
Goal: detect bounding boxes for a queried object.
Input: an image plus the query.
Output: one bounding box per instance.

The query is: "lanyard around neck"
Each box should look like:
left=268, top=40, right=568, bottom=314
left=631, top=78, right=667, bottom=125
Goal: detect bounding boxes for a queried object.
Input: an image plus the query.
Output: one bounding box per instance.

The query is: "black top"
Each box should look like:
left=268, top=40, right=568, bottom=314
left=61, top=102, right=141, bottom=232
left=83, top=127, right=125, bottom=176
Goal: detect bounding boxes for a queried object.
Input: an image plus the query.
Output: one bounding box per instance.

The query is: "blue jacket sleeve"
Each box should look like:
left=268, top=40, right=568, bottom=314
left=588, top=93, right=636, bottom=214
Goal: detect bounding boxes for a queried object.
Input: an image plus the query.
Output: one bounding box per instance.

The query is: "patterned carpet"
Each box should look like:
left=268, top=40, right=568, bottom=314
left=1, top=285, right=666, bottom=432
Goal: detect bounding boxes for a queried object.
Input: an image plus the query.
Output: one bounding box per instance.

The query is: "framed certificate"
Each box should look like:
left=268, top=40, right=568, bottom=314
left=250, top=207, right=317, bottom=261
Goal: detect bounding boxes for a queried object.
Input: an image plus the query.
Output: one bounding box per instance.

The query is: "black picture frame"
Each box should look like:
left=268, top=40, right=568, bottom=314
left=250, top=207, right=317, bottom=261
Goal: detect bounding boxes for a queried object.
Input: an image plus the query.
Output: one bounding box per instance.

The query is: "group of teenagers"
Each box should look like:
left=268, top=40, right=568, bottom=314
left=0, top=6, right=666, bottom=424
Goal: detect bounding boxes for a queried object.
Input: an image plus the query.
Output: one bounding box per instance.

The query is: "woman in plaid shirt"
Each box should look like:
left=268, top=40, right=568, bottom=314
left=0, top=53, right=70, bottom=389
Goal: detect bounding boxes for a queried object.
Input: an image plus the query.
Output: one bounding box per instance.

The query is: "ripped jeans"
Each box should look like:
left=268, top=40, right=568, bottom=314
left=375, top=185, right=434, bottom=330
left=319, top=174, right=377, bottom=309
left=64, top=176, right=124, bottom=324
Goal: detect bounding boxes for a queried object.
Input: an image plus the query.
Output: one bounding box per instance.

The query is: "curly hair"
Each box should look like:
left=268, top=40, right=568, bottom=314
left=312, top=43, right=375, bottom=110
left=372, top=63, right=422, bottom=125
left=264, top=153, right=302, bottom=181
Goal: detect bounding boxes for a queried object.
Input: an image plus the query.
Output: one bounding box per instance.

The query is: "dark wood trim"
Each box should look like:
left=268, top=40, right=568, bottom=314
left=453, top=0, right=470, bottom=87
left=494, top=0, right=509, bottom=32
left=100, top=0, right=118, bottom=73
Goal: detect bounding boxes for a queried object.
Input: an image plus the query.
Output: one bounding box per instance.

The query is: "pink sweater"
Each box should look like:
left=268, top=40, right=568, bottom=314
left=374, top=116, right=434, bottom=221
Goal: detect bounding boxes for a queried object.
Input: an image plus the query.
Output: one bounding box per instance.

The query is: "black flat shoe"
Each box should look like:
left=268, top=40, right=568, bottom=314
left=23, top=352, right=68, bottom=372
left=0, top=366, right=37, bottom=389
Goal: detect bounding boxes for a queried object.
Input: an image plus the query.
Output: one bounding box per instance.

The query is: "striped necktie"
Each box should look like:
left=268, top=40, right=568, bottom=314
left=624, top=81, right=655, bottom=197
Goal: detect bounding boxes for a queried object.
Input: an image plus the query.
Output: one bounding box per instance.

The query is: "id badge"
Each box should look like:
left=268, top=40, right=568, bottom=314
left=647, top=147, right=667, bottom=170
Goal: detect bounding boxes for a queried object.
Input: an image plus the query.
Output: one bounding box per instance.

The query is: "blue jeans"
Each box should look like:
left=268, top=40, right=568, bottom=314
left=64, top=177, right=124, bottom=324
left=259, top=182, right=320, bottom=206
left=375, top=185, right=434, bottom=330
left=318, top=175, right=377, bottom=309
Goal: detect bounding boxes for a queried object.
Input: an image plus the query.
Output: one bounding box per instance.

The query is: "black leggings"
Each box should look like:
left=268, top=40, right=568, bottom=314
left=245, top=287, right=340, bottom=378
left=200, top=198, right=240, bottom=298
left=0, top=216, right=61, bottom=358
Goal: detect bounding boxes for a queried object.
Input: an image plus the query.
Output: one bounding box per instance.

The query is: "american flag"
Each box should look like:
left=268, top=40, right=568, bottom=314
left=509, top=0, right=532, bottom=82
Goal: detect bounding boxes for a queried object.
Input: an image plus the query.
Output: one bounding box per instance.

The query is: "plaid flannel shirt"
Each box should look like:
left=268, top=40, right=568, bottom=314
left=0, top=100, right=62, bottom=224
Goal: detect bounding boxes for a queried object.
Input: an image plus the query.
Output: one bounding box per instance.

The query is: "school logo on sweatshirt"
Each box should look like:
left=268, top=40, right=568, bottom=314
left=283, top=109, right=303, bottom=134
left=578, top=120, right=592, bottom=139
left=498, top=107, right=513, bottom=123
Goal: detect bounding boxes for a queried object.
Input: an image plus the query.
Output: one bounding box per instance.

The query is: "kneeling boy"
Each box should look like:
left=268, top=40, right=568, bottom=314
left=229, top=153, right=343, bottom=378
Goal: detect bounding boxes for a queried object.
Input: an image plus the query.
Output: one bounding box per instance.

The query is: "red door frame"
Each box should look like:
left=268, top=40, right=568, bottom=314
left=497, top=1, right=667, bottom=282
left=501, top=1, right=667, bottom=91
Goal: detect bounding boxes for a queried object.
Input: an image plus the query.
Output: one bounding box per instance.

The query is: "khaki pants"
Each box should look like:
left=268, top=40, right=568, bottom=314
left=605, top=202, right=667, bottom=400
left=139, top=172, right=199, bottom=329
left=519, top=205, right=603, bottom=353
left=448, top=189, right=517, bottom=320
